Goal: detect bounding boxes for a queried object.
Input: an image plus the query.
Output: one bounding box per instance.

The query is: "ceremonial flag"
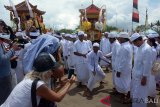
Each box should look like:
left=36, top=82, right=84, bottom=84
left=132, top=0, right=139, bottom=23
left=133, top=0, right=138, bottom=9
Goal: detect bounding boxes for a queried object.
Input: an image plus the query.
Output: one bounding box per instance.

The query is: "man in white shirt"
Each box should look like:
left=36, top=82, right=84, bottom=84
left=73, top=31, right=91, bottom=87
left=147, top=33, right=158, bottom=98
left=61, top=34, right=70, bottom=72
left=100, top=32, right=111, bottom=68
left=130, top=33, right=152, bottom=107
left=107, top=32, right=121, bottom=93
left=67, top=34, right=77, bottom=79
left=84, top=34, right=92, bottom=50
left=155, top=34, right=160, bottom=90
left=84, top=43, right=110, bottom=97
left=115, top=32, right=133, bottom=103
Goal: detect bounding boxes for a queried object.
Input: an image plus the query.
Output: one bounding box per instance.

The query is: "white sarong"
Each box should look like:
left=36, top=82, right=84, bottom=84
left=87, top=65, right=105, bottom=91
left=75, top=63, right=89, bottom=85
left=115, top=72, right=131, bottom=94
left=131, top=77, right=148, bottom=107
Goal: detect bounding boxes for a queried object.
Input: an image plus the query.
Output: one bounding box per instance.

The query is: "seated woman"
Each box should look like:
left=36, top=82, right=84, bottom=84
left=0, top=53, right=75, bottom=107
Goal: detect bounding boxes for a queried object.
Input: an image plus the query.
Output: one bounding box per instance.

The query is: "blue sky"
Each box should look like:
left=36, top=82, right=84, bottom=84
left=0, top=0, right=160, bottom=31
left=148, top=0, right=159, bottom=7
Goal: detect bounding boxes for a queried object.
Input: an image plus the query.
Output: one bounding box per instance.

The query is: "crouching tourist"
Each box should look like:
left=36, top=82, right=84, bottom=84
left=0, top=53, right=75, bottom=107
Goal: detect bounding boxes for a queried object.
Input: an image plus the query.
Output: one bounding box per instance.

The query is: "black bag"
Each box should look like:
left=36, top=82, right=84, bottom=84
left=31, top=78, right=57, bottom=107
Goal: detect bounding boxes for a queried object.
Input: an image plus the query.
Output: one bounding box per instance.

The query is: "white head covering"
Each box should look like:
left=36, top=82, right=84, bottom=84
left=147, top=32, right=159, bottom=38
left=104, top=32, right=109, bottom=35
left=46, top=32, right=53, bottom=35
left=0, top=33, right=10, bottom=40
left=61, top=33, right=65, bottom=36
left=15, top=32, right=23, bottom=37
left=145, top=29, right=158, bottom=36
left=65, top=34, right=71, bottom=37
left=78, top=31, right=84, bottom=36
left=104, top=32, right=109, bottom=37
left=70, top=34, right=77, bottom=38
left=119, top=32, right=129, bottom=39
left=84, top=34, right=87, bottom=37
left=130, top=33, right=141, bottom=42
left=93, top=42, right=100, bottom=47
left=30, top=32, right=40, bottom=37
left=108, top=32, right=117, bottom=38
left=141, top=35, right=148, bottom=40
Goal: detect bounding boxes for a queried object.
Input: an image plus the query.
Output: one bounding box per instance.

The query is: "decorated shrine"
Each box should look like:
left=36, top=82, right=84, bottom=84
left=4, top=1, right=45, bottom=32
left=79, top=3, right=106, bottom=41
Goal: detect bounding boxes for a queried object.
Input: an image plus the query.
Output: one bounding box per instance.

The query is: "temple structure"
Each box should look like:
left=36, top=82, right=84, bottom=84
left=4, top=1, right=45, bottom=31
left=79, top=3, right=106, bottom=41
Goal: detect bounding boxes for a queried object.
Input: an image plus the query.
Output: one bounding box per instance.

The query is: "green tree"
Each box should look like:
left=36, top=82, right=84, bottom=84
left=150, top=23, right=154, bottom=27
left=106, top=25, right=118, bottom=32
left=57, top=29, right=74, bottom=34
left=156, top=20, right=160, bottom=26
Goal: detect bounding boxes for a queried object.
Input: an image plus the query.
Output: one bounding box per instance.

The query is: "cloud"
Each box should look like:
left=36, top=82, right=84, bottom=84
left=0, top=0, right=160, bottom=31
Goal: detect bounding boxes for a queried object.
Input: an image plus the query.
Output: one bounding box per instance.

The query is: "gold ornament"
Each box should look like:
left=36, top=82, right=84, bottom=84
left=82, top=21, right=91, bottom=31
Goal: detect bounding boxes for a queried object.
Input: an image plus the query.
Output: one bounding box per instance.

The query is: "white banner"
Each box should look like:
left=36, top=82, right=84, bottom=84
left=8, top=0, right=18, bottom=18
left=25, top=0, right=34, bottom=18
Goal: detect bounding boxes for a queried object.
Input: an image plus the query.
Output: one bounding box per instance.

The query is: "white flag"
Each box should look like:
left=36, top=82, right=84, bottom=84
left=25, top=0, right=34, bottom=18
left=8, top=0, right=18, bottom=18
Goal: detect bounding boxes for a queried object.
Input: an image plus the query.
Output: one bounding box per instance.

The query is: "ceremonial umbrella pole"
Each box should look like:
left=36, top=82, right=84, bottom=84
left=36, top=18, right=42, bottom=35
left=132, top=0, right=140, bottom=33
left=34, top=14, right=42, bottom=35
left=25, top=0, right=42, bottom=34
left=131, top=5, right=134, bottom=33
left=9, top=0, right=20, bottom=32
left=95, top=5, right=106, bottom=40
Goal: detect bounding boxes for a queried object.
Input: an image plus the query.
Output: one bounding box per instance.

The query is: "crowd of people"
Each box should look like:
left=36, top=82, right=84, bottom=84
left=0, top=18, right=160, bottom=107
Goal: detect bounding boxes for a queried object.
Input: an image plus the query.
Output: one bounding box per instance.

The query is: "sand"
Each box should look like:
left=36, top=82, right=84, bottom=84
left=57, top=71, right=160, bottom=107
